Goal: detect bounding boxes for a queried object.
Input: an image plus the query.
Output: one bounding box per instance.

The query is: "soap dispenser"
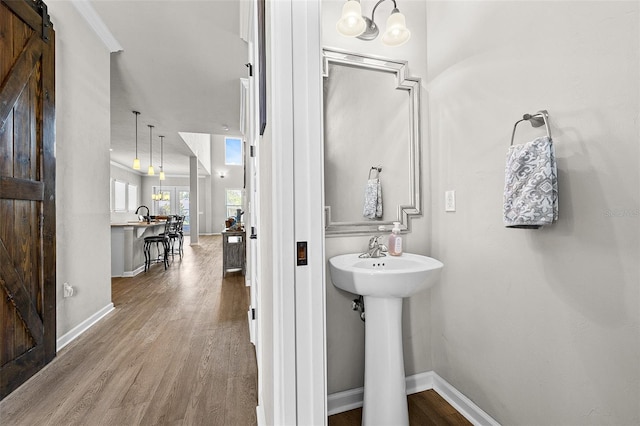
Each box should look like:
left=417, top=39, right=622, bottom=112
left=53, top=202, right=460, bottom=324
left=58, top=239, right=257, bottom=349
left=388, top=222, right=403, bottom=256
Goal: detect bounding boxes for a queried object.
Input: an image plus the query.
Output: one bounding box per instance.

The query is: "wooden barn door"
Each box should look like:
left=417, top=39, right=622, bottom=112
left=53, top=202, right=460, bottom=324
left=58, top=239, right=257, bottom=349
left=0, top=0, right=55, bottom=400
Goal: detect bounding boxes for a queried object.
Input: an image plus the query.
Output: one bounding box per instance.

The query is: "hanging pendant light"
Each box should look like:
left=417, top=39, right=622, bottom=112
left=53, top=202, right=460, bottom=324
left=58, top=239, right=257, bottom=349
left=159, top=135, right=166, bottom=181
left=147, top=124, right=155, bottom=176
left=132, top=111, right=141, bottom=170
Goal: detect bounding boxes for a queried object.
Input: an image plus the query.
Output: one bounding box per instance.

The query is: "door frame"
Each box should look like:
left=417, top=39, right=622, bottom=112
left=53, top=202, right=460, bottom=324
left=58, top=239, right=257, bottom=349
left=270, top=0, right=326, bottom=424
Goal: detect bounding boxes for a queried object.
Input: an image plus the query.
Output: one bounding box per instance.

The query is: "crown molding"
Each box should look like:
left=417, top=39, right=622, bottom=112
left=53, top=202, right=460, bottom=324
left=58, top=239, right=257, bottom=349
left=71, top=0, right=123, bottom=53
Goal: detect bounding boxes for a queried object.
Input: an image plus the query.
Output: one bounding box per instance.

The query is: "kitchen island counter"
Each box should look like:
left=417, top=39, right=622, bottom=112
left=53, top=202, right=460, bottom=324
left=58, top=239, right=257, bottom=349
left=111, top=221, right=167, bottom=277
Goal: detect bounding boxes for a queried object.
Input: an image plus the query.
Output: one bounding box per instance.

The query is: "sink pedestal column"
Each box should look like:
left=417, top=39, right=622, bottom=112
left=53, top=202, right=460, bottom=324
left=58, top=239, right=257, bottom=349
left=362, top=296, right=408, bottom=426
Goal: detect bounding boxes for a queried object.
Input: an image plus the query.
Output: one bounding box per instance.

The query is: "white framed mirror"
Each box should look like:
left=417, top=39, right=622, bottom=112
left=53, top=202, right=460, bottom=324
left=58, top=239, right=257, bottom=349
left=322, top=48, right=422, bottom=236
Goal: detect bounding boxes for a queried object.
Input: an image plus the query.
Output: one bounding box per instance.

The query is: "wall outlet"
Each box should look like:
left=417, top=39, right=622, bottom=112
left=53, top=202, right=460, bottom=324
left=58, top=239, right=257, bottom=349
left=445, top=190, right=456, bottom=212
left=63, top=282, right=74, bottom=298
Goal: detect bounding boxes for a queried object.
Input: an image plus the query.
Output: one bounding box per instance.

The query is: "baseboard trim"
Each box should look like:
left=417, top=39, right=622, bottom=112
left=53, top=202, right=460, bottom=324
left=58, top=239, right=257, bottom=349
left=56, top=303, right=115, bottom=351
left=256, top=404, right=266, bottom=426
left=122, top=265, right=145, bottom=277
left=327, top=371, right=500, bottom=425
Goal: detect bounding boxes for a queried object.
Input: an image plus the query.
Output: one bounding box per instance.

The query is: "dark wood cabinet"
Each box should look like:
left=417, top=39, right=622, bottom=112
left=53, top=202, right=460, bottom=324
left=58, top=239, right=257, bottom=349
left=222, top=230, right=245, bottom=277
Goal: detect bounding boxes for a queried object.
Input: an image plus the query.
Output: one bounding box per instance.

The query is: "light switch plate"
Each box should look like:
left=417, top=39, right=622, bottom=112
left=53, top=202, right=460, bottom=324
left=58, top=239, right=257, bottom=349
left=445, top=190, right=456, bottom=212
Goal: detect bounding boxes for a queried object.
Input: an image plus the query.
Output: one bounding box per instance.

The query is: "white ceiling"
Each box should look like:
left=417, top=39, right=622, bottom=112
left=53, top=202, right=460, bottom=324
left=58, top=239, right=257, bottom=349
left=92, top=0, right=249, bottom=176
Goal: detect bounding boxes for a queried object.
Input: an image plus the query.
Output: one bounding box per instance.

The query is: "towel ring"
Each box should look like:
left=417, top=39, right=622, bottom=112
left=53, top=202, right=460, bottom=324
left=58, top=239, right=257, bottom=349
left=368, top=166, right=382, bottom=179
left=510, top=110, right=551, bottom=146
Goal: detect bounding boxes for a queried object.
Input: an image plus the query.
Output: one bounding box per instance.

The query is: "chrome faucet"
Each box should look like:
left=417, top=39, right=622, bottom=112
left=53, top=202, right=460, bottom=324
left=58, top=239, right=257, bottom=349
left=135, top=205, right=150, bottom=223
left=359, top=235, right=388, bottom=258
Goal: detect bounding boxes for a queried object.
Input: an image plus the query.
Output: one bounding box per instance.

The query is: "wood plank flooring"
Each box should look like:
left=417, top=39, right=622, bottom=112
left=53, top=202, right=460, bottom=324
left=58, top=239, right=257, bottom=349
left=329, top=389, right=472, bottom=426
left=0, top=235, right=257, bottom=426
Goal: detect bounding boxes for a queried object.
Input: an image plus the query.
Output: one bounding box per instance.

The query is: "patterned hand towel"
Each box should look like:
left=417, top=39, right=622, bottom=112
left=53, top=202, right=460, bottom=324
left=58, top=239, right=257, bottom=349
left=504, top=136, right=558, bottom=229
left=363, top=178, right=383, bottom=219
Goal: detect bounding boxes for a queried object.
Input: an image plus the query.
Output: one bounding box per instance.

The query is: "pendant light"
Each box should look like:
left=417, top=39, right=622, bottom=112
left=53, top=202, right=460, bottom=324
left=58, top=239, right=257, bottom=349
left=159, top=135, right=166, bottom=181
left=132, top=111, right=141, bottom=170
left=147, top=124, right=155, bottom=176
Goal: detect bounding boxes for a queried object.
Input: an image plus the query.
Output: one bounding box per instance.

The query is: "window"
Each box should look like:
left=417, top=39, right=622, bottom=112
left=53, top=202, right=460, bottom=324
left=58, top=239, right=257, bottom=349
left=156, top=193, right=171, bottom=216
left=225, top=137, right=243, bottom=165
left=114, top=180, right=126, bottom=212
left=178, top=190, right=190, bottom=231
left=128, top=185, right=138, bottom=212
left=226, top=189, right=243, bottom=218
left=151, top=187, right=189, bottom=231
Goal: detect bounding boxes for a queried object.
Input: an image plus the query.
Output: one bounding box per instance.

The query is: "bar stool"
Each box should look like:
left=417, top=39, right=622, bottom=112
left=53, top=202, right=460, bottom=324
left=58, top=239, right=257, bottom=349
left=143, top=219, right=172, bottom=271
left=172, top=215, right=185, bottom=258
left=160, top=215, right=183, bottom=259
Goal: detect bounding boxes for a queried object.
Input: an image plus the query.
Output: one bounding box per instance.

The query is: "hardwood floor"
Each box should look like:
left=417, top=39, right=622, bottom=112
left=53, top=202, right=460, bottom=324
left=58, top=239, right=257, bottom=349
left=0, top=235, right=257, bottom=426
left=328, top=390, right=472, bottom=426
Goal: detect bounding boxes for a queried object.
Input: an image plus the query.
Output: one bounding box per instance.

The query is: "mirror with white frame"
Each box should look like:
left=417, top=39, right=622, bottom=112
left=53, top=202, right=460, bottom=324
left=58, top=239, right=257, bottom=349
left=322, top=48, right=422, bottom=236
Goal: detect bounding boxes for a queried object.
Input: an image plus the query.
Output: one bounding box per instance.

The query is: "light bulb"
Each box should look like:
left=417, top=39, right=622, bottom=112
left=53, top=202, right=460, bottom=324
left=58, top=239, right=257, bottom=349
left=336, top=0, right=366, bottom=37
left=381, top=10, right=410, bottom=46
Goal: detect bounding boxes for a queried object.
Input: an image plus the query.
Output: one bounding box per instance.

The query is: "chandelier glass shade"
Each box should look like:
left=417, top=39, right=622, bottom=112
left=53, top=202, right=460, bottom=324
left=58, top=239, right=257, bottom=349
left=337, top=0, right=410, bottom=46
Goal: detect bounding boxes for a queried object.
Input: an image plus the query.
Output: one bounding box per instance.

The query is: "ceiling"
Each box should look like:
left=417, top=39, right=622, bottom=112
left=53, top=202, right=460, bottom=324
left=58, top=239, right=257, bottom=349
left=91, top=0, right=249, bottom=176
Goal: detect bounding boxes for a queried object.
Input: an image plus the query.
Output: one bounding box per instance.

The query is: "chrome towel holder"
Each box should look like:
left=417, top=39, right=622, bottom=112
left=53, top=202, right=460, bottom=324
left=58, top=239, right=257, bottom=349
left=368, top=166, right=382, bottom=179
left=510, top=110, right=551, bottom=146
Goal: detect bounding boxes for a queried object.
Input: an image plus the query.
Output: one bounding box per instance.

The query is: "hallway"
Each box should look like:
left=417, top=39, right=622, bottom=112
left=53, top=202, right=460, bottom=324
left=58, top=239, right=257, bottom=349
left=0, top=236, right=257, bottom=425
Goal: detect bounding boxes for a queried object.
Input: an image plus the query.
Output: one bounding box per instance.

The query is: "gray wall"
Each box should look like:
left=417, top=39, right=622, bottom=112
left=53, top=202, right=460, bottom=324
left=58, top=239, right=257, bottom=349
left=427, top=2, right=639, bottom=424
left=322, top=0, right=430, bottom=394
left=50, top=2, right=113, bottom=339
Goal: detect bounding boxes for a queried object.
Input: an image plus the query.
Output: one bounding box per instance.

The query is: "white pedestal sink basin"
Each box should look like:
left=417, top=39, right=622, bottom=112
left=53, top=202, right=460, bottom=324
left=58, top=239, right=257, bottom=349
left=329, top=253, right=443, bottom=426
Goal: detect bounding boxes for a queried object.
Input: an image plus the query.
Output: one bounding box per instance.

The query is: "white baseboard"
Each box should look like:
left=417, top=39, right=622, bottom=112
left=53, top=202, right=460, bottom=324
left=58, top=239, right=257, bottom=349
left=256, top=404, right=266, bottom=426
left=431, top=373, right=500, bottom=426
left=328, top=387, right=366, bottom=415
left=56, top=303, right=115, bottom=351
left=327, top=371, right=500, bottom=426
left=122, top=265, right=145, bottom=277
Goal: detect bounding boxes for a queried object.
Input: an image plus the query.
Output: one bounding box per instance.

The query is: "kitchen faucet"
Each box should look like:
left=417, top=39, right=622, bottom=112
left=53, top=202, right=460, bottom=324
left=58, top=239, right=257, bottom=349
left=135, top=205, right=150, bottom=223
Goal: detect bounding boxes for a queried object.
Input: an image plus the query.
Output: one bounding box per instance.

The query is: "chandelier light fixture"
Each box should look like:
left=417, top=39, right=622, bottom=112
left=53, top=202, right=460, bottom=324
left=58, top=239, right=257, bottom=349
left=337, top=0, right=411, bottom=47
left=132, top=111, right=141, bottom=170
left=147, top=124, right=155, bottom=176
left=151, top=185, right=170, bottom=201
left=159, top=135, right=166, bottom=181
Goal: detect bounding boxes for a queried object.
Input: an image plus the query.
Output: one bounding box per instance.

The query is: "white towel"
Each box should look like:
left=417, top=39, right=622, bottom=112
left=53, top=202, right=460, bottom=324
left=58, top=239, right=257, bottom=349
left=503, top=136, right=558, bottom=228
left=363, top=178, right=383, bottom=219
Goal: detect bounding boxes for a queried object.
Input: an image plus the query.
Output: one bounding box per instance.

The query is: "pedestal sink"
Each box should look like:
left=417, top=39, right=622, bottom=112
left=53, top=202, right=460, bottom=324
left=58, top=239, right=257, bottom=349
left=328, top=253, right=444, bottom=426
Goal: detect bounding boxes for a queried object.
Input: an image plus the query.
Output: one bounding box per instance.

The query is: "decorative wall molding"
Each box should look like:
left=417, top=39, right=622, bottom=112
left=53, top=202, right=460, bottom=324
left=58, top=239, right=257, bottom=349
left=56, top=303, right=115, bottom=351
left=328, top=371, right=500, bottom=426
left=71, top=0, right=123, bottom=53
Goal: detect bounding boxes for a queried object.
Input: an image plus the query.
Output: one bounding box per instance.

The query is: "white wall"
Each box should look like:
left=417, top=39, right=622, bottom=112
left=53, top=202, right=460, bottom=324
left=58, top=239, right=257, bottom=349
left=322, top=0, right=431, bottom=394
left=50, top=2, right=113, bottom=339
left=427, top=2, right=639, bottom=424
